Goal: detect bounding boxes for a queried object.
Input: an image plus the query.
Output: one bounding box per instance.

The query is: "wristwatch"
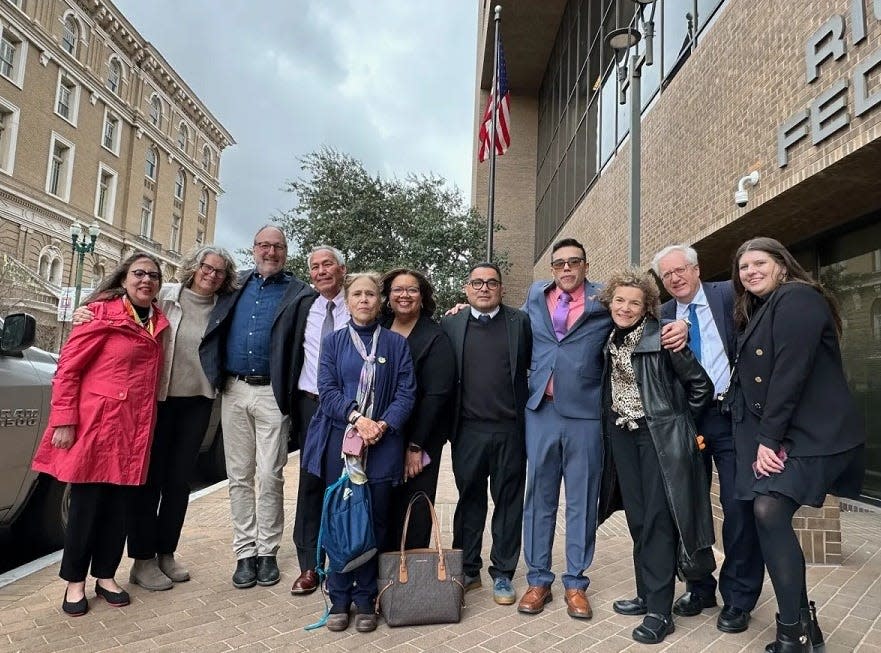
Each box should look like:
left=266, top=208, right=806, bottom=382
left=348, top=410, right=362, bottom=425
left=408, top=443, right=422, bottom=453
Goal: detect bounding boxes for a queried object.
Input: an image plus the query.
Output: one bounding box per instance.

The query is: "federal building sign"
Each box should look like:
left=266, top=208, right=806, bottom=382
left=778, top=0, right=881, bottom=167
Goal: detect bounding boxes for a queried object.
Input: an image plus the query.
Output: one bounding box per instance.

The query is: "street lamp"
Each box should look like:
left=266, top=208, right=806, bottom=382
left=606, top=0, right=657, bottom=266
left=69, top=220, right=100, bottom=309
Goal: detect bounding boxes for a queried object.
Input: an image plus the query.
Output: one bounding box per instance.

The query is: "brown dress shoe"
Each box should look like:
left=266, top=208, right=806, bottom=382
left=564, top=588, right=593, bottom=620
left=517, top=585, right=553, bottom=614
left=290, top=569, right=319, bottom=595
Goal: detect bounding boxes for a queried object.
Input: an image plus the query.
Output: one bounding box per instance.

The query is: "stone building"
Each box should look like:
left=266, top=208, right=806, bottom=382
left=0, top=0, right=234, bottom=349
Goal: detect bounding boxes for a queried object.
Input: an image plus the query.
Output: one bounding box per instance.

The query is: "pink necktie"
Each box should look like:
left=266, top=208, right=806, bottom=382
left=552, top=291, right=571, bottom=340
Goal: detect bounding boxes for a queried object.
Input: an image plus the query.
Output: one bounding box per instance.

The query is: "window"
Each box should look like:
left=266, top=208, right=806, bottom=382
left=102, top=109, right=120, bottom=155
left=199, top=188, right=208, bottom=216
left=92, top=262, right=105, bottom=285
left=170, top=214, right=181, bottom=252
left=145, top=146, right=157, bottom=179
left=201, top=145, right=212, bottom=171
left=0, top=97, right=20, bottom=174
left=94, top=164, right=118, bottom=222
left=177, top=122, right=188, bottom=151
left=106, top=57, right=121, bottom=94
left=174, top=169, right=185, bottom=200
left=140, top=197, right=153, bottom=237
left=149, top=94, right=162, bottom=127
left=54, top=71, right=80, bottom=125
left=45, top=132, right=75, bottom=200
left=61, top=15, right=78, bottom=56
left=195, top=228, right=204, bottom=246
left=0, top=26, right=26, bottom=86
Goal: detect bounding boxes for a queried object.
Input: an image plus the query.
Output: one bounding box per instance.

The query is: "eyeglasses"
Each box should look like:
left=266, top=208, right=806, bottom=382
left=254, top=241, right=287, bottom=252
left=130, top=269, right=160, bottom=281
left=467, top=278, right=501, bottom=290
left=199, top=262, right=228, bottom=278
left=660, top=264, right=694, bottom=281
left=391, top=286, right=420, bottom=296
left=550, top=257, right=585, bottom=270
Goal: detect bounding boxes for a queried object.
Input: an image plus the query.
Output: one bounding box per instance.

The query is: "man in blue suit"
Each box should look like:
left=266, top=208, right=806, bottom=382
left=518, top=238, right=687, bottom=619
left=646, top=244, right=764, bottom=634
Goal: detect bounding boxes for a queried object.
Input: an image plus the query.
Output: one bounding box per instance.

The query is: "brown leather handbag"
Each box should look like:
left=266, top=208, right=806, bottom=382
left=376, top=492, right=465, bottom=626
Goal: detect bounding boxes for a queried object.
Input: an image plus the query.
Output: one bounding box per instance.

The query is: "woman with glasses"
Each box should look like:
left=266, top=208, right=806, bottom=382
left=380, top=268, right=455, bottom=550
left=33, top=252, right=169, bottom=616
left=72, top=245, right=238, bottom=592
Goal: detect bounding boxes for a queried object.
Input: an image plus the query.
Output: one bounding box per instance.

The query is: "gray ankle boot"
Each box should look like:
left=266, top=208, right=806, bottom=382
left=129, top=557, right=173, bottom=591
left=158, top=553, right=190, bottom=583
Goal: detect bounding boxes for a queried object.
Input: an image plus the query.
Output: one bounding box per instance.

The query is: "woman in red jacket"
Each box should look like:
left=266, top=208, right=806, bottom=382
left=32, top=252, right=169, bottom=617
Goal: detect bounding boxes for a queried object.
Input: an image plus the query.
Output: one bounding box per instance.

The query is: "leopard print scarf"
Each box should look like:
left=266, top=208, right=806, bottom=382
left=608, top=319, right=647, bottom=431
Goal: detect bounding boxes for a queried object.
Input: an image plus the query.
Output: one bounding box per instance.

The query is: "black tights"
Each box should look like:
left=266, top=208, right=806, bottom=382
left=753, top=493, right=809, bottom=624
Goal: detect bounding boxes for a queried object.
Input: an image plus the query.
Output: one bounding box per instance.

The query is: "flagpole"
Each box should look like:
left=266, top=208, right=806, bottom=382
left=486, top=4, right=501, bottom=261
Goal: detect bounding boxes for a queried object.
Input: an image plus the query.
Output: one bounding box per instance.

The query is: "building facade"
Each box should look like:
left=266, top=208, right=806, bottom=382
left=473, top=0, right=881, bottom=555
left=0, top=0, right=233, bottom=349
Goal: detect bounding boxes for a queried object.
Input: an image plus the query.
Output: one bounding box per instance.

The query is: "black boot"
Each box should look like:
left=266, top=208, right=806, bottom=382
left=764, top=612, right=813, bottom=653
left=807, top=601, right=824, bottom=651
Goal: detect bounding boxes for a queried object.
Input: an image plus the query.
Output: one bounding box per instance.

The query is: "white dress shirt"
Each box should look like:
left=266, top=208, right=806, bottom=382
left=675, top=285, right=731, bottom=395
left=297, top=291, right=349, bottom=394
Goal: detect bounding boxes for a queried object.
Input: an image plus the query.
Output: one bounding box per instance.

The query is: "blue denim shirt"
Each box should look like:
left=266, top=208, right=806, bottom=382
left=225, top=271, right=290, bottom=376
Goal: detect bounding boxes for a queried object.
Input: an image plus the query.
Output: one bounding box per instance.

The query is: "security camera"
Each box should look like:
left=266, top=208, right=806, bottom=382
left=735, top=171, right=760, bottom=208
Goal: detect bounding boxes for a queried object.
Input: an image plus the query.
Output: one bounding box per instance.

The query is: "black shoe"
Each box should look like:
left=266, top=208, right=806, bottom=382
left=94, top=582, right=130, bottom=607
left=613, top=597, right=647, bottom=616
left=673, top=591, right=717, bottom=617
left=256, top=555, right=280, bottom=587
left=632, top=613, right=675, bottom=644
left=717, top=605, right=751, bottom=633
left=62, top=588, right=88, bottom=617
left=807, top=600, right=825, bottom=651
left=764, top=611, right=811, bottom=652
left=232, top=556, right=258, bottom=589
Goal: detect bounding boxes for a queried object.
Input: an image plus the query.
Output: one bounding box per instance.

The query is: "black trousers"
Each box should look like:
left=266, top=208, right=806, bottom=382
left=60, top=483, right=131, bottom=582
left=451, top=419, right=525, bottom=580
left=127, top=395, right=213, bottom=559
left=609, top=422, right=677, bottom=616
left=388, top=443, right=444, bottom=550
left=293, top=392, right=325, bottom=571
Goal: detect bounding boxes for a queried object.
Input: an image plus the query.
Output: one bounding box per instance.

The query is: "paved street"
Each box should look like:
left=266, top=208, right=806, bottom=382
left=2, top=450, right=880, bottom=652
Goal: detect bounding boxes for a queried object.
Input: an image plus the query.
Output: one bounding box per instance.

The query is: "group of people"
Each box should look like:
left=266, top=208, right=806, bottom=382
left=31, top=226, right=864, bottom=652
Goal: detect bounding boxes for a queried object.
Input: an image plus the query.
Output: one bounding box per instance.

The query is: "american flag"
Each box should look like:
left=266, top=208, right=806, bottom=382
left=477, top=39, right=511, bottom=162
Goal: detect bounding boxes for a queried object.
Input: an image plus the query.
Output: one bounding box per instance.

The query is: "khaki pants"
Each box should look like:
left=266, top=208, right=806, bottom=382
left=221, top=379, right=290, bottom=559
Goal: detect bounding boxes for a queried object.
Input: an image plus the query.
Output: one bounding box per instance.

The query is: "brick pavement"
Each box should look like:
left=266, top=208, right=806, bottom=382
left=2, top=450, right=880, bottom=652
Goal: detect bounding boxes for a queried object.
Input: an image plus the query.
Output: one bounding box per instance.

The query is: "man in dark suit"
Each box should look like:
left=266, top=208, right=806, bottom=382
left=648, top=244, right=764, bottom=634
left=441, top=262, right=531, bottom=607
left=200, top=225, right=316, bottom=590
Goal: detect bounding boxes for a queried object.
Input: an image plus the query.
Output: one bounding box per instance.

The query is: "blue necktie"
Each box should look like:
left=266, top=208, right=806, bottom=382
left=477, top=314, right=491, bottom=326
left=688, top=303, right=702, bottom=363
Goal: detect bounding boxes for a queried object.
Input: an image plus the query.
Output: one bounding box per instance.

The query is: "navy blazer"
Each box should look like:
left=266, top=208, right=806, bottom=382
left=524, top=280, right=612, bottom=420
left=301, top=324, right=416, bottom=483
left=199, top=269, right=316, bottom=416
left=441, top=304, right=531, bottom=443
left=661, top=281, right=736, bottom=365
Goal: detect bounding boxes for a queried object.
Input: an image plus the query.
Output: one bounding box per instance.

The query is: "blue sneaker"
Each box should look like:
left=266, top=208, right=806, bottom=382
left=493, top=577, right=516, bottom=605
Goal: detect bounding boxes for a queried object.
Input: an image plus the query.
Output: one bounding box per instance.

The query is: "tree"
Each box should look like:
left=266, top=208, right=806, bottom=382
left=271, top=147, right=506, bottom=314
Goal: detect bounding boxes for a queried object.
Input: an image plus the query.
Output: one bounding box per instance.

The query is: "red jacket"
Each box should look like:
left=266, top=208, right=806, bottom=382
left=32, top=297, right=169, bottom=485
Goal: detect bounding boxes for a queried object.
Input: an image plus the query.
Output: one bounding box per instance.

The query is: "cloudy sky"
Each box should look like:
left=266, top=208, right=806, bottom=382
left=114, top=0, right=479, bottom=255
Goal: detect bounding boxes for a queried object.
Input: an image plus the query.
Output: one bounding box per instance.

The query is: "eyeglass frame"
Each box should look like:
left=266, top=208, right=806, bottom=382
left=129, top=269, right=161, bottom=281
left=659, top=264, right=695, bottom=281
left=550, top=256, right=586, bottom=270
left=390, top=286, right=420, bottom=296
left=198, top=262, right=228, bottom=278
left=466, top=278, right=502, bottom=290
left=253, top=241, right=287, bottom=252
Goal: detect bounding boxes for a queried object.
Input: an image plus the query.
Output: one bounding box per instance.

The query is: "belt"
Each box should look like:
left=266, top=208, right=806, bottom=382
left=543, top=393, right=554, bottom=403
left=299, top=390, right=319, bottom=401
left=232, top=374, right=271, bottom=386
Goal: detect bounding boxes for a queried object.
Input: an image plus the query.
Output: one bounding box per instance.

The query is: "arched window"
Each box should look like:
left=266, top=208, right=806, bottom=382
left=38, top=253, right=50, bottom=279
left=177, top=122, right=188, bottom=151
left=49, top=257, right=62, bottom=285
left=174, top=169, right=185, bottom=200
left=872, top=299, right=881, bottom=342
left=149, top=95, right=162, bottom=127
left=37, top=246, right=63, bottom=284
left=145, top=147, right=157, bottom=179
left=201, top=145, right=212, bottom=171
left=199, top=188, right=208, bottom=215
left=92, top=262, right=105, bottom=285
left=62, top=15, right=78, bottom=56
left=106, top=58, right=122, bottom=94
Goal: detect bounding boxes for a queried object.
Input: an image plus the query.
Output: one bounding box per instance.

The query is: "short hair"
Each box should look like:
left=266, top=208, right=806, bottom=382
left=307, top=245, right=346, bottom=268
left=467, top=261, right=502, bottom=281
left=178, top=244, right=239, bottom=294
left=85, top=251, right=162, bottom=304
left=380, top=268, right=437, bottom=318
left=650, top=244, right=699, bottom=275
left=252, top=223, right=286, bottom=244
left=551, top=237, right=587, bottom=261
left=598, top=268, right=661, bottom=319
left=343, top=271, right=382, bottom=299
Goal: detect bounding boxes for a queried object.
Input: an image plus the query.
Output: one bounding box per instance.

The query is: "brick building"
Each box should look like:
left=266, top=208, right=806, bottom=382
left=473, top=0, right=881, bottom=557
left=0, top=0, right=233, bottom=349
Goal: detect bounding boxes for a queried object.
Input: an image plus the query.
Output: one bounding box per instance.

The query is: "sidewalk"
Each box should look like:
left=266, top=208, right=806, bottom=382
left=2, top=449, right=880, bottom=652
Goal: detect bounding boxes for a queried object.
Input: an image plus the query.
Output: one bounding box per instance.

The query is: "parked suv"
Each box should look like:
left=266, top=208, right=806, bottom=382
left=0, top=313, right=226, bottom=551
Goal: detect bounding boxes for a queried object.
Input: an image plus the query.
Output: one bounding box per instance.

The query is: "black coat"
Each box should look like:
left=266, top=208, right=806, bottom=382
left=598, top=317, right=715, bottom=558
left=199, top=269, right=316, bottom=417
left=729, top=282, right=864, bottom=458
